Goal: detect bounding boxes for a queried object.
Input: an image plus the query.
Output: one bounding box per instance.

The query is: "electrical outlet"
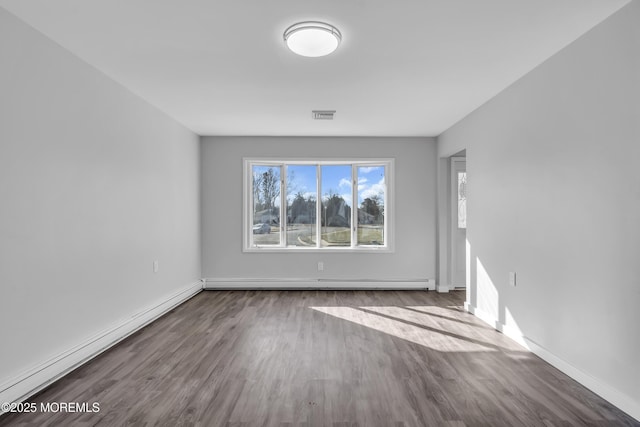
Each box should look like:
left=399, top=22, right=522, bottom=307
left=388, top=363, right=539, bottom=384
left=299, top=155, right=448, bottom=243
left=153, top=260, right=159, bottom=273
left=508, top=272, right=516, bottom=287
left=318, top=262, right=324, bottom=271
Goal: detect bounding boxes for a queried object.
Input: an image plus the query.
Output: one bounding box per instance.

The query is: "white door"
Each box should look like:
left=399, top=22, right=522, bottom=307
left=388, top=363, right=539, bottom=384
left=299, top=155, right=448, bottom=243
left=451, top=158, right=466, bottom=288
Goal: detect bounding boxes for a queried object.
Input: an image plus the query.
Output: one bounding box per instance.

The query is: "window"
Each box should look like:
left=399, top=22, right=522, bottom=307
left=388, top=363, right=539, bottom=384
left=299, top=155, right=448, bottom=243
left=244, top=159, right=393, bottom=252
left=457, top=171, right=467, bottom=229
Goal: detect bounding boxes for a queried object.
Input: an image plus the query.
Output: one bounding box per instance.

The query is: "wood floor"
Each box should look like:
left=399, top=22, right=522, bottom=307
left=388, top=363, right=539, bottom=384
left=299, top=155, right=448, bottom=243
left=1, top=290, right=637, bottom=426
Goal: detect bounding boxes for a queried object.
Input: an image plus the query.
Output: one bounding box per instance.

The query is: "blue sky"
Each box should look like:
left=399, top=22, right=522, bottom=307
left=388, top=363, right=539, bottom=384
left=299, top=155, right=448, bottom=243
left=253, top=164, right=386, bottom=208
left=286, top=165, right=385, bottom=207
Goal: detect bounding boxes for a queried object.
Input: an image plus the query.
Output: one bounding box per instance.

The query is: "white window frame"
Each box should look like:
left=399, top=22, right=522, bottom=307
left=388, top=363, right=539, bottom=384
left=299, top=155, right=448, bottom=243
left=243, top=158, right=394, bottom=253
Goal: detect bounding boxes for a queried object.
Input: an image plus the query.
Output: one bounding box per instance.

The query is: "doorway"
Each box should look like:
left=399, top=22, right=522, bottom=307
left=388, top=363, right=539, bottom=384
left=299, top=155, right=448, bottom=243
left=450, top=157, right=466, bottom=289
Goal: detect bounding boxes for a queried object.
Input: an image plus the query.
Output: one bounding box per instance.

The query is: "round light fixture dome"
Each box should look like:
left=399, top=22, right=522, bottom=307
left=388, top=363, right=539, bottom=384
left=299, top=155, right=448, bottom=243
left=283, top=21, right=342, bottom=57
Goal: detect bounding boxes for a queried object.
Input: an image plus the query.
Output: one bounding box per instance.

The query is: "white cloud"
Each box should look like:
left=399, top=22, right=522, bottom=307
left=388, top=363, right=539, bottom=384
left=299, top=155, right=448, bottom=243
left=357, top=176, right=369, bottom=191
left=359, top=166, right=382, bottom=174
left=339, top=178, right=352, bottom=188
left=360, top=186, right=384, bottom=201
left=359, top=177, right=386, bottom=202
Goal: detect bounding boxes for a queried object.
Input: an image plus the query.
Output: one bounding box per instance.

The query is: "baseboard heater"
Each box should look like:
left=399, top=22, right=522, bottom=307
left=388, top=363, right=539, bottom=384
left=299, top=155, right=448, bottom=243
left=203, top=278, right=435, bottom=290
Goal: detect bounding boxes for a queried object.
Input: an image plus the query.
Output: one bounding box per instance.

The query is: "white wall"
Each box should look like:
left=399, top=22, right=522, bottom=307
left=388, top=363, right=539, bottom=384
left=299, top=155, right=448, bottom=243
left=201, top=136, right=436, bottom=283
left=438, top=0, right=639, bottom=418
left=0, top=7, right=201, bottom=398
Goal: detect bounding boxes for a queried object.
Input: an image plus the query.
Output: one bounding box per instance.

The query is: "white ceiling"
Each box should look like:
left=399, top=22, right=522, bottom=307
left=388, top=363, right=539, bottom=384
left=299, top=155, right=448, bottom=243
left=0, top=0, right=629, bottom=137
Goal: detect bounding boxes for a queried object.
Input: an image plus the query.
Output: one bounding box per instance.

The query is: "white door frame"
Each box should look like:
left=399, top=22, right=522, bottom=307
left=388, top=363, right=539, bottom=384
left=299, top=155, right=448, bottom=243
left=449, top=157, right=467, bottom=290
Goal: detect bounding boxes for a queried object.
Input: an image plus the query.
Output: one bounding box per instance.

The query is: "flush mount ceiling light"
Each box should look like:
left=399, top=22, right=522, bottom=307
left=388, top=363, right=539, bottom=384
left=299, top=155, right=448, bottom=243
left=283, top=21, right=342, bottom=57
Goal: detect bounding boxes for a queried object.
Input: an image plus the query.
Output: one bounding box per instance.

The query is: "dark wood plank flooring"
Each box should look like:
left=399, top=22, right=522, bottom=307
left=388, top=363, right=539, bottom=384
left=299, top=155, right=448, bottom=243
left=1, top=290, right=637, bottom=426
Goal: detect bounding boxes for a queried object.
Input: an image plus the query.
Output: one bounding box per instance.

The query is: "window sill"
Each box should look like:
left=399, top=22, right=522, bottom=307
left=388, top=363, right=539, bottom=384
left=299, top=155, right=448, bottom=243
left=242, top=246, right=393, bottom=253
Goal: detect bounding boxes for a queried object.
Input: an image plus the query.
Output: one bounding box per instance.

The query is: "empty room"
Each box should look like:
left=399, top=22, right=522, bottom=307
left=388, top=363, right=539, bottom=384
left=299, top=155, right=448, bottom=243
left=0, top=0, right=638, bottom=425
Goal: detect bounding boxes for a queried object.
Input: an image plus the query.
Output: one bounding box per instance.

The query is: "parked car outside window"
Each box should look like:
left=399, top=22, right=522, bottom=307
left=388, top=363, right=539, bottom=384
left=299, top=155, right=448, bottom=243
left=252, top=223, right=271, bottom=234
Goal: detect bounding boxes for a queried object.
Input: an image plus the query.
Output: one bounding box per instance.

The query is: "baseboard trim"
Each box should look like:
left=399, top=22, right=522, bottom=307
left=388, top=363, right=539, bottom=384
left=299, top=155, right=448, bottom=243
left=469, top=306, right=502, bottom=331
left=465, top=303, right=640, bottom=422
left=522, top=336, right=639, bottom=422
left=0, top=281, right=203, bottom=410
left=203, top=277, right=435, bottom=290
left=436, top=284, right=450, bottom=293
left=464, top=301, right=473, bottom=313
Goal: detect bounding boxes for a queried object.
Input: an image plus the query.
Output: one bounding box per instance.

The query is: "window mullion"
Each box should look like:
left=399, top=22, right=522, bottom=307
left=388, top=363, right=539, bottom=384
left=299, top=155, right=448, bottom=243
left=280, top=164, right=286, bottom=247
left=384, top=166, right=388, bottom=247
left=316, top=164, right=322, bottom=248
left=352, top=164, right=357, bottom=248
left=248, top=161, right=254, bottom=248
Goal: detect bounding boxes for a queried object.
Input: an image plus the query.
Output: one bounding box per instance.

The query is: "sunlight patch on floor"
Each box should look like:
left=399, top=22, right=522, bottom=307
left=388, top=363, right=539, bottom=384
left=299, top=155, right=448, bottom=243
left=310, top=306, right=497, bottom=352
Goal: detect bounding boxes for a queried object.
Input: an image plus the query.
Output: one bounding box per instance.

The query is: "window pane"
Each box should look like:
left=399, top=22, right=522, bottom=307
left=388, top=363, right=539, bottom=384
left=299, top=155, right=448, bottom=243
left=458, top=171, right=467, bottom=229
left=286, top=165, right=317, bottom=247
left=251, top=165, right=280, bottom=245
left=357, top=166, right=385, bottom=245
left=320, top=165, right=351, bottom=247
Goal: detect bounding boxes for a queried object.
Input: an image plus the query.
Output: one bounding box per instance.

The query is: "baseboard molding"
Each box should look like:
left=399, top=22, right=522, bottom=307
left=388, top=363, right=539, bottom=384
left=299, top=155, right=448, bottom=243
left=465, top=303, right=640, bottom=422
left=436, top=284, right=467, bottom=293
left=523, top=336, right=640, bottom=422
left=436, top=284, right=450, bottom=293
left=204, top=277, right=435, bottom=290
left=0, top=281, right=203, bottom=411
left=469, top=305, right=502, bottom=332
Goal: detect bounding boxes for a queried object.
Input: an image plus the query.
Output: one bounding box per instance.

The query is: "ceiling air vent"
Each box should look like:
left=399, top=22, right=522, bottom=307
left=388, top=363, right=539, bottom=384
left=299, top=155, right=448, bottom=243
left=312, top=110, right=336, bottom=120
